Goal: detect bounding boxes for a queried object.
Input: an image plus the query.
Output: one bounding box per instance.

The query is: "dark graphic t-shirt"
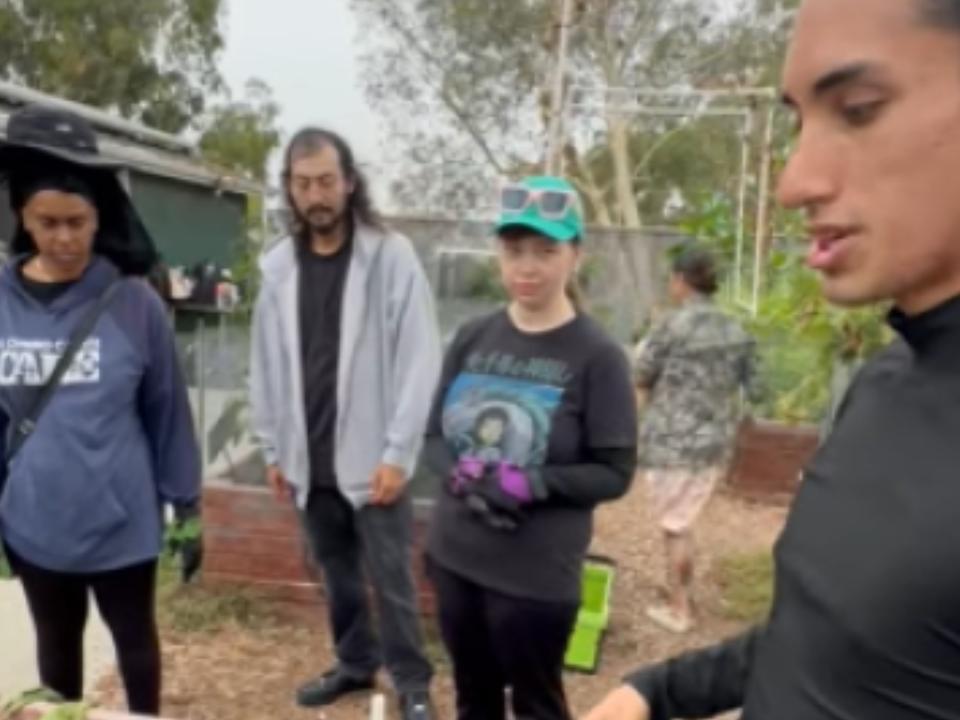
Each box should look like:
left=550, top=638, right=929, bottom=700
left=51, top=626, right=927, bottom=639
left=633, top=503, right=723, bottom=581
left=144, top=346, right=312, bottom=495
left=425, top=310, right=638, bottom=602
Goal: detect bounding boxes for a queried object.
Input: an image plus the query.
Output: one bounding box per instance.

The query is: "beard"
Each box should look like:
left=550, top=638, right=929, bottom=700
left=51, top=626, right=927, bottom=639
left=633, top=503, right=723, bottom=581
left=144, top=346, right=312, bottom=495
left=294, top=202, right=347, bottom=236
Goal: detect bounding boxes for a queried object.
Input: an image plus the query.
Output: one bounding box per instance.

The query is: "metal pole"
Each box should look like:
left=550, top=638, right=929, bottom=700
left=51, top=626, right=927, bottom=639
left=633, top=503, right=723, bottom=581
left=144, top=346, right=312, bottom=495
left=751, top=105, right=776, bottom=316
left=567, top=106, right=751, bottom=118
left=578, top=85, right=778, bottom=100
left=734, top=112, right=752, bottom=304
left=545, top=0, right=574, bottom=174
left=196, top=317, right=208, bottom=474
left=218, top=310, right=226, bottom=350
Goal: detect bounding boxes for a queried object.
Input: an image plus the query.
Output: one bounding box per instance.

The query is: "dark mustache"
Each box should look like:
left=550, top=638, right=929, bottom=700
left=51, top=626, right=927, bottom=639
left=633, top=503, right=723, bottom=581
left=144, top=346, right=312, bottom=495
left=306, top=204, right=334, bottom=215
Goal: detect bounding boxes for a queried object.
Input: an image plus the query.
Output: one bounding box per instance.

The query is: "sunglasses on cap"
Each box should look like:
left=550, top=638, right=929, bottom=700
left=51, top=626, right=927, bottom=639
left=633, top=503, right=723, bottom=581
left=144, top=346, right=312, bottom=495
left=499, top=184, right=581, bottom=220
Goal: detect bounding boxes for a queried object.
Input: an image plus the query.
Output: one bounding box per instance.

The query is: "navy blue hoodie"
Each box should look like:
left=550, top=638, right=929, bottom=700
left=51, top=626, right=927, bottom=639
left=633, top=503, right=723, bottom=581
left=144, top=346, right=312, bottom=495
left=0, top=256, right=200, bottom=572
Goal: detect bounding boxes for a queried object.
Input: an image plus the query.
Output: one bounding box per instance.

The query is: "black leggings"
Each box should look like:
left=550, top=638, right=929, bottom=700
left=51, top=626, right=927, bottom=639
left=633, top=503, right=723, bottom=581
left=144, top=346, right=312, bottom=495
left=430, top=562, right=579, bottom=720
left=7, top=547, right=161, bottom=716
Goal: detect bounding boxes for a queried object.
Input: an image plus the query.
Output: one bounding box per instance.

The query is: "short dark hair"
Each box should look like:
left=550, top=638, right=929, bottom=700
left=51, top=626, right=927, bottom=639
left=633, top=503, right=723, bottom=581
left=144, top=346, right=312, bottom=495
left=281, top=127, right=381, bottom=233
left=918, top=0, right=960, bottom=28
left=672, top=246, right=719, bottom=296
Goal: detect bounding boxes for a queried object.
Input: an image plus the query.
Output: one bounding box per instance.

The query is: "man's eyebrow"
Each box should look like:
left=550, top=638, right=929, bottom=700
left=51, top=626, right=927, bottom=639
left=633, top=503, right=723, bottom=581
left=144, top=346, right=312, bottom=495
left=781, top=61, right=886, bottom=107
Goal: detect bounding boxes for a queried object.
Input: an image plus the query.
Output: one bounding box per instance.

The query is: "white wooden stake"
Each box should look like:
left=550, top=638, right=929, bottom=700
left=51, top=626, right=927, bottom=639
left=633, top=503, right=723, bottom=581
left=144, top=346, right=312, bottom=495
left=370, top=693, right=386, bottom=720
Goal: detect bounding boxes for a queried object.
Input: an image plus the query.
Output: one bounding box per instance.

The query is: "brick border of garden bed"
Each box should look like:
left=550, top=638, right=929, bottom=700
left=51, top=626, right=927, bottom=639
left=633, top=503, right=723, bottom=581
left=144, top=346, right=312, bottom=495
left=202, top=482, right=436, bottom=612
left=726, top=420, right=819, bottom=503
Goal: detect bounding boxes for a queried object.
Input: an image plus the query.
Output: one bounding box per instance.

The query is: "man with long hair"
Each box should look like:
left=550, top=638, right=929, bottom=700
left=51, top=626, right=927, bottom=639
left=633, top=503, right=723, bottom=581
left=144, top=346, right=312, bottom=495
left=249, top=128, right=439, bottom=719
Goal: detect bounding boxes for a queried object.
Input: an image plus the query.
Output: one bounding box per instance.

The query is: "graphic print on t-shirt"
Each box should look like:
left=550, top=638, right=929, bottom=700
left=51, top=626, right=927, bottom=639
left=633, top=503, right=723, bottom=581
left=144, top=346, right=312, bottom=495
left=442, top=371, right=564, bottom=468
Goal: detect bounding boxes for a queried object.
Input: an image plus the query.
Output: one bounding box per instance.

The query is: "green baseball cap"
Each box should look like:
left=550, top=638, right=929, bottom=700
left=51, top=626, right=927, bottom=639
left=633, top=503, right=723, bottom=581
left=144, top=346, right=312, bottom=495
left=495, top=175, right=584, bottom=243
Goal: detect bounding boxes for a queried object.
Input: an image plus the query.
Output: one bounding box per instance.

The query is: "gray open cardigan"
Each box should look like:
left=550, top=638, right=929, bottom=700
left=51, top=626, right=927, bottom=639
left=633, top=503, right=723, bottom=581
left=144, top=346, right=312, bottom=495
left=249, top=220, right=441, bottom=508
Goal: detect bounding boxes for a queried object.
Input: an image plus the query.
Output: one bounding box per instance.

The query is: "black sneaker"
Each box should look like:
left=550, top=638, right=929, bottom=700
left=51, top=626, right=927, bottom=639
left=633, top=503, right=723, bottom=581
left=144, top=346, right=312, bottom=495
left=399, top=690, right=435, bottom=720
left=295, top=668, right=375, bottom=708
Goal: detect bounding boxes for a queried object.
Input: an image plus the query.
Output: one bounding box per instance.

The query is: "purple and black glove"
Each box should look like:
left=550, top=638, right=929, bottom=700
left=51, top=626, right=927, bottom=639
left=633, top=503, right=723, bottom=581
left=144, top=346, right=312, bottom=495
left=448, top=456, right=485, bottom=497
left=495, top=462, right=540, bottom=503
left=465, top=462, right=545, bottom=531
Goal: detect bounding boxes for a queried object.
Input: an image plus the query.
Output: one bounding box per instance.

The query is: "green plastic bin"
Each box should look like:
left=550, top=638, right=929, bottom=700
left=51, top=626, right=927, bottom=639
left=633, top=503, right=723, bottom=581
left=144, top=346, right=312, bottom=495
left=564, top=557, right=615, bottom=673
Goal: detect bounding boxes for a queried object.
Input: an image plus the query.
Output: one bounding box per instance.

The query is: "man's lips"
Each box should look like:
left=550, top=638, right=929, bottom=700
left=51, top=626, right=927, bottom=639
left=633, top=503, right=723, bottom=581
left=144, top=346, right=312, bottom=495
left=807, top=225, right=858, bottom=271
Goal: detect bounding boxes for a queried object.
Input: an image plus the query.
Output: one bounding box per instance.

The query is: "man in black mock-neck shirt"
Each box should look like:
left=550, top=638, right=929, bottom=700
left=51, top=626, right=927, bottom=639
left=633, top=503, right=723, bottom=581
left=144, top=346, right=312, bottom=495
left=585, top=0, right=960, bottom=718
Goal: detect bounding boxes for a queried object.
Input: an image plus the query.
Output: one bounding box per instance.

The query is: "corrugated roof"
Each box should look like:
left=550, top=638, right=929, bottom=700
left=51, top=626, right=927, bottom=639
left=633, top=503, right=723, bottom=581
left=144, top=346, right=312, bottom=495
left=0, top=81, right=262, bottom=197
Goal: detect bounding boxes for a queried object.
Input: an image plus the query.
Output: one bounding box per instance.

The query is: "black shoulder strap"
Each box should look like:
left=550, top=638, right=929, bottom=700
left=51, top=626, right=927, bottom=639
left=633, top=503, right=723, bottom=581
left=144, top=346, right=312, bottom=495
left=5, top=280, right=122, bottom=463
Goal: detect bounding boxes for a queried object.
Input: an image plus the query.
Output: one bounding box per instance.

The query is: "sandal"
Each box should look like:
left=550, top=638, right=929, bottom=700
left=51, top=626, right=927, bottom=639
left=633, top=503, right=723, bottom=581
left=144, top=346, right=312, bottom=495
left=646, top=604, right=694, bottom=634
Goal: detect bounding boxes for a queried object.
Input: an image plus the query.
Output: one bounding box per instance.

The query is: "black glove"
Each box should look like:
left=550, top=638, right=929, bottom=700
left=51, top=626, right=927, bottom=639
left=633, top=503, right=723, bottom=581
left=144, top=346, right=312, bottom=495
left=171, top=504, right=204, bottom=584
left=463, top=470, right=526, bottom=532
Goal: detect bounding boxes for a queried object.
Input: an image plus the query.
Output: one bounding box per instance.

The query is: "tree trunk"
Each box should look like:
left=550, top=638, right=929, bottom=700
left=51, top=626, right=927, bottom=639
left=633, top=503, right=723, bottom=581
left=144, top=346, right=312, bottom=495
left=607, top=113, right=659, bottom=325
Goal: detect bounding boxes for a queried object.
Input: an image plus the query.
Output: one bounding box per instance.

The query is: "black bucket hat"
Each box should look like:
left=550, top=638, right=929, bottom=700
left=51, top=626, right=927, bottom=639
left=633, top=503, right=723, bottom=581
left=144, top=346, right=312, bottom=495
left=0, top=104, right=159, bottom=275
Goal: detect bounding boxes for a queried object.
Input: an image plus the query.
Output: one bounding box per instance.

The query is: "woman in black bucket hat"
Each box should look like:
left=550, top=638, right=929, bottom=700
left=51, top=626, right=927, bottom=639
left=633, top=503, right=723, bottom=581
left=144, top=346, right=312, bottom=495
left=0, top=104, right=201, bottom=716
left=0, top=103, right=158, bottom=274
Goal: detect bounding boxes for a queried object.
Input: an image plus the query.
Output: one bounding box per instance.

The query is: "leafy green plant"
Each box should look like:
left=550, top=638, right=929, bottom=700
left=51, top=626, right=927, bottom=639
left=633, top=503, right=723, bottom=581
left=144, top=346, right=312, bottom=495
left=164, top=516, right=202, bottom=550
left=1, top=688, right=89, bottom=720
left=155, top=553, right=270, bottom=634
left=739, top=249, right=890, bottom=423
left=677, top=193, right=740, bottom=273
left=37, top=705, right=90, bottom=720
left=716, top=551, right=775, bottom=623
left=0, top=549, right=11, bottom=580
left=678, top=197, right=891, bottom=424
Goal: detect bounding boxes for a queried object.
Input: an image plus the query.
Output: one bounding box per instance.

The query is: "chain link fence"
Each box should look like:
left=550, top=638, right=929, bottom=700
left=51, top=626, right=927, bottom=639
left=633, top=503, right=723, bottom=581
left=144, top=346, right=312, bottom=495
left=185, top=214, right=688, bottom=491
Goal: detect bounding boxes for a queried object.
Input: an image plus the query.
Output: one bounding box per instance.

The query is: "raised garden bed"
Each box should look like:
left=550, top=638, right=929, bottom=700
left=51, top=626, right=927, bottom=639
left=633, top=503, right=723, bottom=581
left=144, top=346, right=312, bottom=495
left=202, top=482, right=437, bottom=613
left=726, top=420, right=819, bottom=503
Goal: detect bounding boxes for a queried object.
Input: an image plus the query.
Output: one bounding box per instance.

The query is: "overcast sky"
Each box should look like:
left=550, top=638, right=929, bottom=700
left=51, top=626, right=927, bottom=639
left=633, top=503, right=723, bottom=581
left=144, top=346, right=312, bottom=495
left=218, top=0, right=382, bottom=181
left=215, top=0, right=760, bottom=206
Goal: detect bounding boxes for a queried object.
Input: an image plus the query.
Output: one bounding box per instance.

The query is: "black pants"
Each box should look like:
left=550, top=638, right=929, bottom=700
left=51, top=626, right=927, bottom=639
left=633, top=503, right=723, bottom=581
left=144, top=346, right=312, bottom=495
left=7, top=546, right=161, bottom=716
left=300, top=488, right=433, bottom=692
left=430, top=562, right=579, bottom=720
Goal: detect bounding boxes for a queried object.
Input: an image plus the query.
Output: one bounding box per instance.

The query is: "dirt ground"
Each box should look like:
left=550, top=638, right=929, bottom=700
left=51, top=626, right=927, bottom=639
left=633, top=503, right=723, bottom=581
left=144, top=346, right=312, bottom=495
left=94, top=482, right=787, bottom=719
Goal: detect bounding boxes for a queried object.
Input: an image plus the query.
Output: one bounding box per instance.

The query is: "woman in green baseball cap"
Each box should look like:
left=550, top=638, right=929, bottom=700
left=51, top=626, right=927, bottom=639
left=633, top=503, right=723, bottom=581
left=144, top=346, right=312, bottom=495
left=423, top=176, right=639, bottom=719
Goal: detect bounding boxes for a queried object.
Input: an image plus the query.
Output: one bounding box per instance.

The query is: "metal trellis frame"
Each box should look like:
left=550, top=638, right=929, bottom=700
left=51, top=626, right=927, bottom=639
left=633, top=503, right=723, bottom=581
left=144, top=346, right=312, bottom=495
left=564, top=84, right=778, bottom=315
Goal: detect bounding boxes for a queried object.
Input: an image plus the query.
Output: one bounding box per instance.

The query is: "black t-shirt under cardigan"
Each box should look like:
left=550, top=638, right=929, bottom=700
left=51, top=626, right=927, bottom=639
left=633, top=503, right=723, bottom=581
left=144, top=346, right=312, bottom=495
left=298, top=234, right=352, bottom=489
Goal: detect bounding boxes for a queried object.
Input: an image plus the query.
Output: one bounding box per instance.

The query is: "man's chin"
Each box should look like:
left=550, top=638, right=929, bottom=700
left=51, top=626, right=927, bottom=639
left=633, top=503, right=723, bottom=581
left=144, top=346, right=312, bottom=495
left=819, top=275, right=887, bottom=308
left=307, top=215, right=345, bottom=236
